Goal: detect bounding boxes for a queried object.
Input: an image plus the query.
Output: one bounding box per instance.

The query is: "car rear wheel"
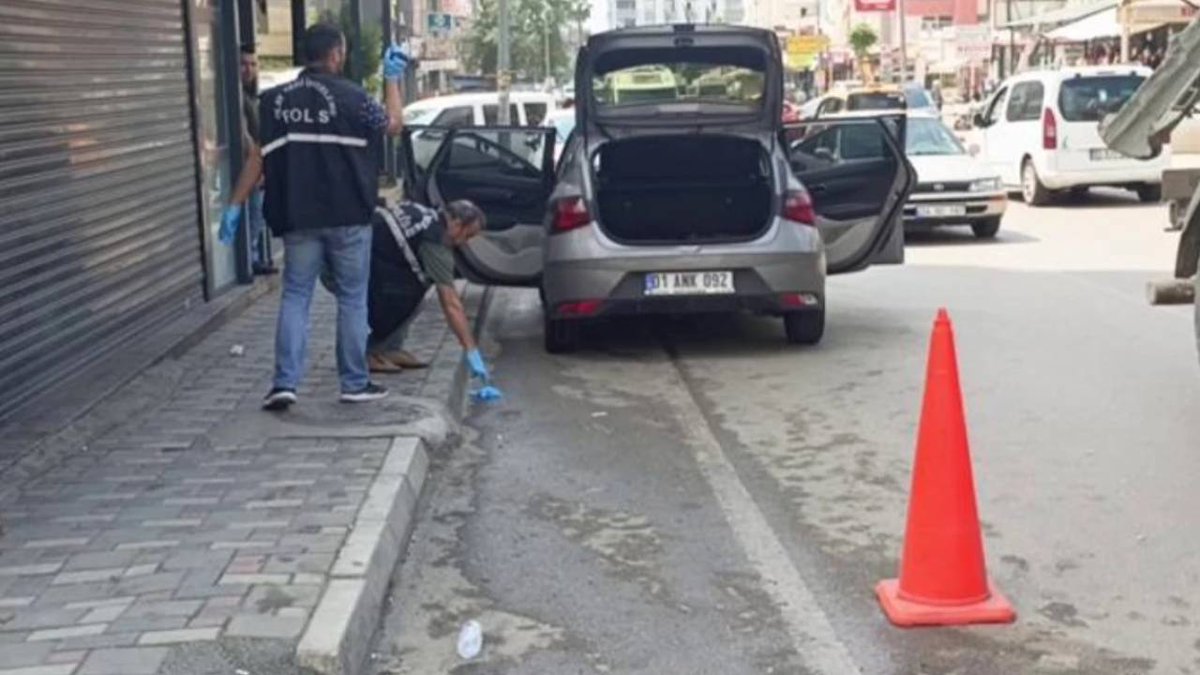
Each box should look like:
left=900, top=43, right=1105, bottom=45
left=1136, top=184, right=1162, bottom=203
left=971, top=216, right=1002, bottom=239
left=1021, top=159, right=1052, bottom=206
left=784, top=310, right=825, bottom=345
left=544, top=315, right=579, bottom=354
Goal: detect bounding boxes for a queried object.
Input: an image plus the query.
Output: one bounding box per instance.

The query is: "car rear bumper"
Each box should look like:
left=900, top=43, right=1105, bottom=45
left=1036, top=151, right=1169, bottom=190
left=542, top=225, right=826, bottom=318
left=903, top=192, right=1007, bottom=227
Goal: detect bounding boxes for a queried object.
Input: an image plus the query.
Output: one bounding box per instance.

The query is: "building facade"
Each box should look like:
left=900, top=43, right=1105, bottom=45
left=609, top=0, right=749, bottom=28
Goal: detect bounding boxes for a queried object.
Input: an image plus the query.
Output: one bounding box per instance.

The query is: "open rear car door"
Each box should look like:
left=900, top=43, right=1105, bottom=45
left=400, top=125, right=556, bottom=286
left=784, top=113, right=915, bottom=273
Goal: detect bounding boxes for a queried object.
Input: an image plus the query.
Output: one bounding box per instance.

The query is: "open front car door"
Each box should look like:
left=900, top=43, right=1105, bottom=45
left=784, top=113, right=915, bottom=273
left=400, top=125, right=556, bottom=286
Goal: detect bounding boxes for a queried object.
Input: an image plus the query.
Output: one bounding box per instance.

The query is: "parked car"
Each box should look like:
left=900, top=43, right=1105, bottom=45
left=805, top=84, right=909, bottom=119
left=902, top=113, right=1006, bottom=238
left=973, top=65, right=1169, bottom=205
left=403, top=91, right=558, bottom=169
left=400, top=25, right=914, bottom=352
left=545, top=107, right=575, bottom=161
left=901, top=83, right=939, bottom=114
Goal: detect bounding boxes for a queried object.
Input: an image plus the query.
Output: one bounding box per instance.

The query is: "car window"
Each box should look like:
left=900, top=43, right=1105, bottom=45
left=1058, top=74, right=1145, bottom=122
left=525, top=102, right=548, bottom=127
left=433, top=106, right=474, bottom=127
left=592, top=59, right=765, bottom=112
left=840, top=123, right=886, bottom=160
left=482, top=104, right=522, bottom=125
left=442, top=130, right=544, bottom=180
left=846, top=92, right=906, bottom=111
left=984, top=87, right=1008, bottom=125
left=403, top=108, right=438, bottom=125
left=906, top=117, right=964, bottom=156
left=1005, top=81, right=1045, bottom=122
left=818, top=97, right=843, bottom=115
left=905, top=88, right=934, bottom=109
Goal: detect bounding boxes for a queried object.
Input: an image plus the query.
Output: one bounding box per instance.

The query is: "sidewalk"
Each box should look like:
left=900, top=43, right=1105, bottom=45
left=0, top=284, right=480, bottom=675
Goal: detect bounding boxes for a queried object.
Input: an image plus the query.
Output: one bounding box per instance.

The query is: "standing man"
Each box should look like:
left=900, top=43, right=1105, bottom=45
left=238, top=43, right=277, bottom=275
left=222, top=23, right=409, bottom=411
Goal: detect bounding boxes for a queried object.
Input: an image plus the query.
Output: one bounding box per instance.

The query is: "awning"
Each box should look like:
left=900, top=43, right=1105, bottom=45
left=1046, top=7, right=1121, bottom=41
left=1001, top=1, right=1116, bottom=29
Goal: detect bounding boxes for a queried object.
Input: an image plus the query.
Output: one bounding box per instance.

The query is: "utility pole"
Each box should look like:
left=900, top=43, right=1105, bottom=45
left=544, top=7, right=552, bottom=86
left=498, top=0, right=512, bottom=125
left=898, top=0, right=908, bottom=84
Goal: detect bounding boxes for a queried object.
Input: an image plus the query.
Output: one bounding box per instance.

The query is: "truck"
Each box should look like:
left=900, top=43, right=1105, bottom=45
left=1099, top=15, right=1200, bottom=363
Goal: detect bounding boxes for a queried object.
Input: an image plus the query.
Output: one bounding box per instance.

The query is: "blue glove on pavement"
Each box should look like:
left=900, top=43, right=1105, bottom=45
left=383, top=45, right=410, bottom=81
left=466, top=348, right=489, bottom=380
left=472, top=385, right=503, bottom=403
left=219, top=204, right=243, bottom=245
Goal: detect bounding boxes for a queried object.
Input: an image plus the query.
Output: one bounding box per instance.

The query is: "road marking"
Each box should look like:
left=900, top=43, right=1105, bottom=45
left=660, top=353, right=862, bottom=674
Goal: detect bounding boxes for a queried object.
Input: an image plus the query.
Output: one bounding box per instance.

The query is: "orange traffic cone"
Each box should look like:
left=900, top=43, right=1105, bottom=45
left=875, top=309, right=1016, bottom=627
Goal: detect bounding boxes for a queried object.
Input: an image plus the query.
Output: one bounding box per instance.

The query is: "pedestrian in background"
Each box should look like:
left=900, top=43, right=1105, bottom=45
left=238, top=43, right=277, bottom=275
left=222, top=23, right=409, bottom=411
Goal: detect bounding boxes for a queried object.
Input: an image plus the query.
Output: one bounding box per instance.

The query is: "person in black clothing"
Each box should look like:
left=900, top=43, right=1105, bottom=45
left=239, top=43, right=276, bottom=275
left=222, top=23, right=407, bottom=411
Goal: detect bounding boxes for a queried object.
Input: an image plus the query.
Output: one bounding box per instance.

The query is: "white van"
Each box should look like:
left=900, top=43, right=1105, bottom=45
left=974, top=65, right=1169, bottom=205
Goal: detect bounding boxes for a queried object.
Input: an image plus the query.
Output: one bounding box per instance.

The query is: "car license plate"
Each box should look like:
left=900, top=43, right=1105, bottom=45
left=916, top=204, right=967, bottom=218
left=644, top=271, right=734, bottom=296
left=1090, top=148, right=1124, bottom=161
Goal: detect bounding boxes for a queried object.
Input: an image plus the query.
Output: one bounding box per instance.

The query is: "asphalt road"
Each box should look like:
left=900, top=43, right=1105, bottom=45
left=371, top=189, right=1200, bottom=675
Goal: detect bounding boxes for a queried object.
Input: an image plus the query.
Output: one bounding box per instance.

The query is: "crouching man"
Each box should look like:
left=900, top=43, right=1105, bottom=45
left=365, top=199, right=495, bottom=382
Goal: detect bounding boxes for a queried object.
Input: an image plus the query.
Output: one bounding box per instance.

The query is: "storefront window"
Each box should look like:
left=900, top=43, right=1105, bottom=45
left=192, top=0, right=238, bottom=293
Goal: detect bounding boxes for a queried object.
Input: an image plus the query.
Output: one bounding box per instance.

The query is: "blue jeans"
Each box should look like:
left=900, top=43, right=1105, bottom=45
left=274, top=226, right=372, bottom=394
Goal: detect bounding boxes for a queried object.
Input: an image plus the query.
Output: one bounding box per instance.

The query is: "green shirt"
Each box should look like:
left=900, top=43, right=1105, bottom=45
left=416, top=240, right=455, bottom=286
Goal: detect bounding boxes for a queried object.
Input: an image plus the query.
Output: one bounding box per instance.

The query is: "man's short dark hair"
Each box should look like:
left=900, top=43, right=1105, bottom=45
left=240, top=43, right=256, bottom=55
left=444, top=200, right=486, bottom=230
left=303, top=23, right=344, bottom=64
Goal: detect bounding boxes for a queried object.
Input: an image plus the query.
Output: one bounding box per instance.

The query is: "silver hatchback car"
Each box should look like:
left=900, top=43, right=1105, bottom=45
left=401, top=25, right=914, bottom=352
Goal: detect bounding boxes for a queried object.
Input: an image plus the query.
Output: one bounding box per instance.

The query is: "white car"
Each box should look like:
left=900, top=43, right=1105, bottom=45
left=903, top=113, right=1007, bottom=239
left=973, top=65, right=1169, bottom=206
left=545, top=108, right=575, bottom=161
left=403, top=91, right=559, bottom=170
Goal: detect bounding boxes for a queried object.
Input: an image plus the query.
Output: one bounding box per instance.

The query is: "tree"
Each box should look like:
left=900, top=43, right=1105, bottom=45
left=849, top=24, right=878, bottom=59
left=462, top=0, right=577, bottom=82
left=849, top=24, right=878, bottom=81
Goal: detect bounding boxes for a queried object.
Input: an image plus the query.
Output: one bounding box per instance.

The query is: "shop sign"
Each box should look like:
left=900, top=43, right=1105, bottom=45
left=854, top=0, right=896, bottom=11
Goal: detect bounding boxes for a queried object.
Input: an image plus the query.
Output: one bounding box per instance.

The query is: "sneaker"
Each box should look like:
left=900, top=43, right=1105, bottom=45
left=340, top=382, right=390, bottom=403
left=262, top=388, right=297, bottom=411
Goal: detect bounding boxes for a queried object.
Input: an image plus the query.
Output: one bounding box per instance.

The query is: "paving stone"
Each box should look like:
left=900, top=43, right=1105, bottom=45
left=0, top=665, right=80, bottom=675
left=53, top=632, right=139, bottom=651
left=136, top=627, right=219, bottom=645
left=77, top=647, right=168, bottom=675
left=1, top=608, right=87, bottom=630
left=60, top=552, right=138, bottom=572
left=225, top=613, right=307, bottom=639
left=0, top=563, right=63, bottom=578
left=0, top=641, right=54, bottom=667
left=27, top=623, right=107, bottom=641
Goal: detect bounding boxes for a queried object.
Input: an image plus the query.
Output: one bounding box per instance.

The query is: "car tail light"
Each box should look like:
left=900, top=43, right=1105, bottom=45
left=782, top=189, right=816, bottom=226
left=557, top=299, right=603, bottom=318
left=552, top=197, right=590, bottom=233
left=1042, top=108, right=1058, bottom=150
left=780, top=292, right=820, bottom=308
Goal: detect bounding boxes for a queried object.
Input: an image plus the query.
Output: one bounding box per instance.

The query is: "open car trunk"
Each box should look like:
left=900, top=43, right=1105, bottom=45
left=593, top=135, right=773, bottom=244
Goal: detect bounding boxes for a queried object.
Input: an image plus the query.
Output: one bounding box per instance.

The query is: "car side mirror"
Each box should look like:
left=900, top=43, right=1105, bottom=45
left=973, top=112, right=988, bottom=128
left=968, top=143, right=981, bottom=157
left=813, top=146, right=835, bottom=161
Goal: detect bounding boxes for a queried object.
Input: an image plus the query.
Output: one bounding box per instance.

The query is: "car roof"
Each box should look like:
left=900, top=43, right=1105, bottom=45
left=1004, top=64, right=1152, bottom=84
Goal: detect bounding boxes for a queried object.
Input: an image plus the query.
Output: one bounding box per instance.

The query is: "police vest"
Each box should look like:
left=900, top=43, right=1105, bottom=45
left=259, top=69, right=380, bottom=236
left=372, top=202, right=440, bottom=286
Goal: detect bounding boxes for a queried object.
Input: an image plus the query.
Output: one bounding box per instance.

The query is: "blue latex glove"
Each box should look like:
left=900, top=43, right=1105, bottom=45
left=218, top=204, right=243, bottom=245
left=383, top=45, right=409, bottom=81
left=466, top=348, right=489, bottom=380
left=472, top=385, right=503, bottom=403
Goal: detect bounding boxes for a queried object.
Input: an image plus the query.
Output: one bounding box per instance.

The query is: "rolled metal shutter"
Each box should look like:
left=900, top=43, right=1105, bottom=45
left=0, top=0, right=204, bottom=418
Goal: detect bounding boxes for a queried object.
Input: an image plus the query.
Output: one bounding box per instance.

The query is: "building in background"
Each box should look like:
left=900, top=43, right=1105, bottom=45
left=608, top=0, right=749, bottom=27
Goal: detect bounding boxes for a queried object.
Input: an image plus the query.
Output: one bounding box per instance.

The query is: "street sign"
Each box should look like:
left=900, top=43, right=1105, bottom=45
left=785, top=35, right=830, bottom=71
left=854, top=0, right=896, bottom=12
left=426, top=12, right=453, bottom=34
left=954, top=25, right=991, bottom=61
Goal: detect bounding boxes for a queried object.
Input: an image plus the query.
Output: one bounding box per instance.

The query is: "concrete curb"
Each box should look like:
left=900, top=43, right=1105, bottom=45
left=296, top=437, right=429, bottom=675
left=293, top=283, right=493, bottom=675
